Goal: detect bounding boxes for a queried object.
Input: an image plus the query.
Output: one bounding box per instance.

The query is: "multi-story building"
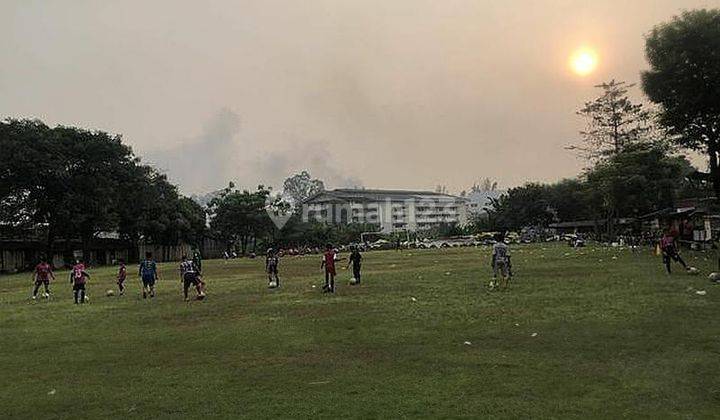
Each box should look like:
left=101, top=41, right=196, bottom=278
left=303, top=189, right=468, bottom=233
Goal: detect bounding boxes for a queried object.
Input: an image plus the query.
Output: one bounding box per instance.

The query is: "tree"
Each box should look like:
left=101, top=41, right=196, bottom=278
left=546, top=179, right=594, bottom=222
left=584, top=143, right=693, bottom=238
left=0, top=119, right=139, bottom=256
left=486, top=183, right=554, bottom=231
left=1, top=118, right=207, bottom=262
left=0, top=119, right=54, bottom=236
left=642, top=9, right=720, bottom=197
left=570, top=80, right=656, bottom=160
left=282, top=171, right=324, bottom=210
left=208, top=185, right=273, bottom=254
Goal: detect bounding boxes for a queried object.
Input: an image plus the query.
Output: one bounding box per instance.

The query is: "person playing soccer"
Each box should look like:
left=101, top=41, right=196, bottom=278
left=265, top=248, right=280, bottom=288
left=347, top=245, right=362, bottom=285
left=660, top=231, right=688, bottom=274
left=180, top=255, right=205, bottom=301
left=69, top=260, right=90, bottom=304
left=192, top=251, right=203, bottom=274
left=31, top=257, right=55, bottom=300
left=117, top=259, right=127, bottom=296
left=139, top=252, right=159, bottom=298
left=490, top=233, right=511, bottom=290
left=321, top=243, right=337, bottom=293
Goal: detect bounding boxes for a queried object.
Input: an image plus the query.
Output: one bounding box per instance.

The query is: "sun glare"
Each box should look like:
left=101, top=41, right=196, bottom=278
left=570, top=48, right=598, bottom=76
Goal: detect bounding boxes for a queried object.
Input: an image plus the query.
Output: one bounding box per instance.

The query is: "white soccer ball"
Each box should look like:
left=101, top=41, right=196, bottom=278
left=708, top=272, right=720, bottom=282
left=268, top=282, right=278, bottom=289
left=83, top=295, right=89, bottom=302
left=688, top=267, right=700, bottom=275
left=106, top=289, right=115, bottom=297
left=349, top=277, right=358, bottom=285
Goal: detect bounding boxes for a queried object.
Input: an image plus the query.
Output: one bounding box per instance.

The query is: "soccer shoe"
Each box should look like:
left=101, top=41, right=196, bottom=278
left=142, top=291, right=147, bottom=299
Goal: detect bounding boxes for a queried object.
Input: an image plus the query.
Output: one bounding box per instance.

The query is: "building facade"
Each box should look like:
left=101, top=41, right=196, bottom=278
left=303, top=189, right=468, bottom=233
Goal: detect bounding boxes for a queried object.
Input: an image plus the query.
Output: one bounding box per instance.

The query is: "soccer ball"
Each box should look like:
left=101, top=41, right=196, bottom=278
left=687, top=267, right=700, bottom=275
left=106, top=289, right=115, bottom=297
left=83, top=295, right=89, bottom=302
left=708, top=272, right=720, bottom=282
left=349, top=277, right=358, bottom=285
left=268, top=281, right=278, bottom=289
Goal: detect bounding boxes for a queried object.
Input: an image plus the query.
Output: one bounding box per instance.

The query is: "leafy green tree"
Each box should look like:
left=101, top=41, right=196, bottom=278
left=584, top=143, right=693, bottom=238
left=545, top=179, right=595, bottom=222
left=0, top=119, right=54, bottom=236
left=486, top=183, right=554, bottom=231
left=0, top=119, right=138, bottom=256
left=570, top=80, right=656, bottom=160
left=282, top=171, right=325, bottom=209
left=642, top=9, right=720, bottom=197
left=208, top=184, right=273, bottom=254
left=1, top=118, right=207, bottom=261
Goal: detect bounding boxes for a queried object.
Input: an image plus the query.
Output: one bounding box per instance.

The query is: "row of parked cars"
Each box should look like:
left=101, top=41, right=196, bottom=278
left=347, top=233, right=527, bottom=251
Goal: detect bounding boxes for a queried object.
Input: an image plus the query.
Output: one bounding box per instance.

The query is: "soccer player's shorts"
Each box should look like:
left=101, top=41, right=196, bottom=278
left=183, top=273, right=199, bottom=288
left=325, top=267, right=336, bottom=276
left=494, top=261, right=509, bottom=278
left=72, top=283, right=86, bottom=291
left=142, top=274, right=156, bottom=287
left=35, top=278, right=50, bottom=286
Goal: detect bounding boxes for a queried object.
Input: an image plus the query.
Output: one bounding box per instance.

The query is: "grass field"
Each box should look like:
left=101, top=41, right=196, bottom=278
left=1, top=243, right=719, bottom=419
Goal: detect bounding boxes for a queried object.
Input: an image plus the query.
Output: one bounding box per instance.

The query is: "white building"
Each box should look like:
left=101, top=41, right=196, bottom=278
left=303, top=189, right=468, bottom=233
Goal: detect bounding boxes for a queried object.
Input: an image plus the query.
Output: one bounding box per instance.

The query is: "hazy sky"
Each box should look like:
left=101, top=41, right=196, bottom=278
left=1, top=0, right=717, bottom=194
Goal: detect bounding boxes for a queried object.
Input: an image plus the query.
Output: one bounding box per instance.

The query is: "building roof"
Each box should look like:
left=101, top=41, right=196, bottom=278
left=637, top=207, right=697, bottom=220
left=305, top=188, right=465, bottom=204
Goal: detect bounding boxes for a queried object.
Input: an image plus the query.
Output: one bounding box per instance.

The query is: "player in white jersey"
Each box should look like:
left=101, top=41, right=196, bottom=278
left=490, top=233, right=511, bottom=290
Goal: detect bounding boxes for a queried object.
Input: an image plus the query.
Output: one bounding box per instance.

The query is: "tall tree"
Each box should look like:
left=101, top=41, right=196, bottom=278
left=642, top=9, right=720, bottom=197
left=570, top=80, right=656, bottom=160
left=282, top=171, right=324, bottom=209
left=0, top=119, right=138, bottom=255
left=208, top=185, right=273, bottom=254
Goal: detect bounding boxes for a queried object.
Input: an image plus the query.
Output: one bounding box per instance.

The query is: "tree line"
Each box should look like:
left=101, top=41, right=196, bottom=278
left=0, top=119, right=207, bottom=260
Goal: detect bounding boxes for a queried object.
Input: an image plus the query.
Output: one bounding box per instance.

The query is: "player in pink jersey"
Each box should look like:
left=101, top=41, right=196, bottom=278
left=320, top=244, right=338, bottom=293
left=31, top=257, right=55, bottom=300
left=69, top=260, right=90, bottom=304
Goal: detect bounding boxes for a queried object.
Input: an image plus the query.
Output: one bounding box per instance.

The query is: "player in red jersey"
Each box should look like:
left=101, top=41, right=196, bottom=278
left=320, top=244, right=337, bottom=293
left=31, top=257, right=55, bottom=300
left=69, top=260, right=90, bottom=304
left=117, top=259, right=127, bottom=295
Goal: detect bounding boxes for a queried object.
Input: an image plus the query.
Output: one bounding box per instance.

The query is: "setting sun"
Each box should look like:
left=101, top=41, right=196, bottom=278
left=570, top=48, right=599, bottom=76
